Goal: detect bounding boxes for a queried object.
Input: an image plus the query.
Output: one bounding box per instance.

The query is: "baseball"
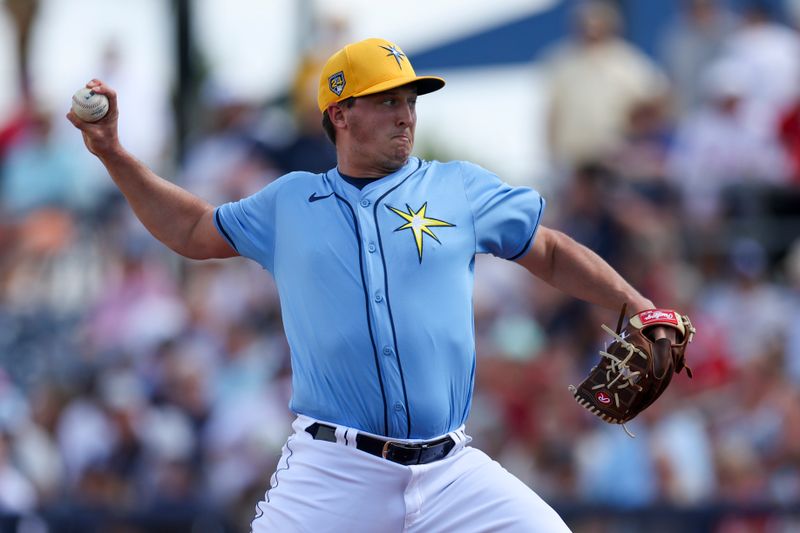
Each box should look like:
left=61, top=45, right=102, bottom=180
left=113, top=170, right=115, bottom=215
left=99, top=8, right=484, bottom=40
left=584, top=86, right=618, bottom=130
left=71, top=87, right=109, bottom=122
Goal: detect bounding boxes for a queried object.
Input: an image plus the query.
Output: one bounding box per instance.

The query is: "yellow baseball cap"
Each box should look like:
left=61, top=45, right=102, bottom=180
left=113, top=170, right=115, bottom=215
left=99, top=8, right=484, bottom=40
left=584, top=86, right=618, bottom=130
left=317, top=38, right=445, bottom=113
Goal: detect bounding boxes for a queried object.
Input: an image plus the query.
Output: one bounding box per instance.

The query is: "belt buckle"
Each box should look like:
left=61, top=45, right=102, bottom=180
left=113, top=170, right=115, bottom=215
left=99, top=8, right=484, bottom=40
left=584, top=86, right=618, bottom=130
left=381, top=439, right=399, bottom=459
left=382, top=439, right=433, bottom=464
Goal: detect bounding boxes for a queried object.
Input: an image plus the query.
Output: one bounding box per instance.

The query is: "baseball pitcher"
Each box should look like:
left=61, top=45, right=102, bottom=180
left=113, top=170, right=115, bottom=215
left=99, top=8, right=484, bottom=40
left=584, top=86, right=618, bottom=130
left=68, top=37, right=692, bottom=532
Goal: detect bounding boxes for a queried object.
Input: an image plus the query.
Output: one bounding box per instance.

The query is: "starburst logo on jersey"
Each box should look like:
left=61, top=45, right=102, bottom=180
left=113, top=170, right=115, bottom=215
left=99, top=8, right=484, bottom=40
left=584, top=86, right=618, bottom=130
left=328, top=71, right=346, bottom=96
left=379, top=44, right=406, bottom=69
left=387, top=203, right=454, bottom=263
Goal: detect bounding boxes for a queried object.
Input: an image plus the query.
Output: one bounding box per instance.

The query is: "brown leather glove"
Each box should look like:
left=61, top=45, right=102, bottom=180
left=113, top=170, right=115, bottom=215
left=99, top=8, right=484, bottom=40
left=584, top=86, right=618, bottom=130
left=569, top=307, right=695, bottom=435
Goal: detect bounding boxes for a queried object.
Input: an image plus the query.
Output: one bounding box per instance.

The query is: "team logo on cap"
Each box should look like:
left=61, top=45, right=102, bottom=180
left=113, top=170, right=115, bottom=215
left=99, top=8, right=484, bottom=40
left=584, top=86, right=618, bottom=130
left=329, top=71, right=346, bottom=96
left=387, top=202, right=455, bottom=263
left=380, top=44, right=406, bottom=69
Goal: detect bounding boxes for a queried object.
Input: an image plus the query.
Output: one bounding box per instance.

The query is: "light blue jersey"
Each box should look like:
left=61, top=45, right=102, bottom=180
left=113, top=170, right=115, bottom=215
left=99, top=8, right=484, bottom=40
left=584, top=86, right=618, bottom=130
left=214, top=157, right=544, bottom=439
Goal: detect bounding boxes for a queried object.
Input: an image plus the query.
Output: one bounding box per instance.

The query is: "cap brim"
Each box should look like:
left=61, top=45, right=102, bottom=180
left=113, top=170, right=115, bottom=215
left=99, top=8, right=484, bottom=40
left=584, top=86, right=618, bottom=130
left=352, top=75, right=445, bottom=99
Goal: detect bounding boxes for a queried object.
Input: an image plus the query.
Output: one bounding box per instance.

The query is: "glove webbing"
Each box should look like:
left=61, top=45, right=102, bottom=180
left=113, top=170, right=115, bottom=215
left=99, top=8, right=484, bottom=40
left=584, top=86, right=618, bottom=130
left=598, top=324, right=647, bottom=391
left=569, top=305, right=644, bottom=437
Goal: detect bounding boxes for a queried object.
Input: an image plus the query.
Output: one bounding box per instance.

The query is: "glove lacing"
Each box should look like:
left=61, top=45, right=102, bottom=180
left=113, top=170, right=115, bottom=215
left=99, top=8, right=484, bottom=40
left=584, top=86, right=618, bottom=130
left=599, top=324, right=648, bottom=437
left=568, top=322, right=648, bottom=438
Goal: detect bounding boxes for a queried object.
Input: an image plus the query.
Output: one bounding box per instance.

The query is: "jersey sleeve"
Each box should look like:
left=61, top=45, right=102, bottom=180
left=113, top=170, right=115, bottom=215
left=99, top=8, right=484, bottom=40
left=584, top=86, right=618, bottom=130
left=213, top=180, right=280, bottom=272
left=460, top=162, right=545, bottom=260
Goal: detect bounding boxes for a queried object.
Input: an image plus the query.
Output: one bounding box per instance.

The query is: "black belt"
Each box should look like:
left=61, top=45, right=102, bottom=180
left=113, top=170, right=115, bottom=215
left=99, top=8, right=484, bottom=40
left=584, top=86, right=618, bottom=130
left=305, top=422, right=456, bottom=466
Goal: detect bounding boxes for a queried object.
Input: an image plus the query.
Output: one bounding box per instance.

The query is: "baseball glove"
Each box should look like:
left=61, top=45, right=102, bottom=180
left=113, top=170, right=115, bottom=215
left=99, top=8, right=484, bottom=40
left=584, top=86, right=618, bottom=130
left=569, top=306, right=695, bottom=436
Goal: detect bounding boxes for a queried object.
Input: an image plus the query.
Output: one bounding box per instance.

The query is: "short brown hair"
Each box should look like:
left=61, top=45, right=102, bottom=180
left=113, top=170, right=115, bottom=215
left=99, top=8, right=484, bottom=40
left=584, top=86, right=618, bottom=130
left=321, top=98, right=355, bottom=145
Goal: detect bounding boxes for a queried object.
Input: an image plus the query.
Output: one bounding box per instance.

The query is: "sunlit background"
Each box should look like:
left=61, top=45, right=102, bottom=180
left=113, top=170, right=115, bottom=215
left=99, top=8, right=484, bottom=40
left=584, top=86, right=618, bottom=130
left=1, top=0, right=800, bottom=531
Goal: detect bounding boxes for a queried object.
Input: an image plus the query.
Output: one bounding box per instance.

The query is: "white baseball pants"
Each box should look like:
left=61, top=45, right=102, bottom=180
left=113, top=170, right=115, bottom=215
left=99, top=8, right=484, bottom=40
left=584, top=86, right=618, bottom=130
left=250, top=415, right=571, bottom=533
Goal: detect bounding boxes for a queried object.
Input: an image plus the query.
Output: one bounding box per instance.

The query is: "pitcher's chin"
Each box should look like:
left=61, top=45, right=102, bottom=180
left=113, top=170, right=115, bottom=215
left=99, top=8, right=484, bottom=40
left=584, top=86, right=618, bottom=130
left=393, top=139, right=413, bottom=160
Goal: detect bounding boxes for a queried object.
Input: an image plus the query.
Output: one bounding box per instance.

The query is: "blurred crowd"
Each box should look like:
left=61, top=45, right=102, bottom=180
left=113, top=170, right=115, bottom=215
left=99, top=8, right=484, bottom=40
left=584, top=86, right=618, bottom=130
left=1, top=0, right=800, bottom=531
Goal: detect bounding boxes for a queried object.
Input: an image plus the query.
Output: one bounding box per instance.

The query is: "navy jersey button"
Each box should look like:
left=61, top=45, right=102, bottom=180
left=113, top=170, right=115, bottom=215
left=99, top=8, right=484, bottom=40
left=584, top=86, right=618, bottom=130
left=360, top=199, right=370, bottom=207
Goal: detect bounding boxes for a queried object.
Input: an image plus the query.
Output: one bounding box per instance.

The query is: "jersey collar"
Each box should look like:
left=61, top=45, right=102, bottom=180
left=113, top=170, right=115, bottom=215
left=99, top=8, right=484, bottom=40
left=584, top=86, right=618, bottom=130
left=327, top=157, right=421, bottom=201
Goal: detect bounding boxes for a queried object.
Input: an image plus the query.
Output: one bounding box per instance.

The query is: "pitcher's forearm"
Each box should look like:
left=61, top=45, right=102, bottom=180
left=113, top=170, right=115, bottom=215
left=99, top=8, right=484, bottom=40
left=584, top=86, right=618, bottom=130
left=520, top=227, right=653, bottom=313
left=548, top=237, right=653, bottom=313
left=98, top=148, right=215, bottom=257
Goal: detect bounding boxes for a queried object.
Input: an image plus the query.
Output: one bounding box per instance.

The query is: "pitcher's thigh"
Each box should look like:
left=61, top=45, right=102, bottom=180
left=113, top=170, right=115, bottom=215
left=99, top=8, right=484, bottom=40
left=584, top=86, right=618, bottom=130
left=412, top=448, right=572, bottom=533
left=251, top=438, right=408, bottom=533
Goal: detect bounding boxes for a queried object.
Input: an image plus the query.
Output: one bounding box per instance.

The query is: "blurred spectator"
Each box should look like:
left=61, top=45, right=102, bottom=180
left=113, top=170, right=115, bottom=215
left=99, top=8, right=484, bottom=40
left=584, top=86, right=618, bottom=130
left=712, top=351, right=791, bottom=504
left=0, top=95, right=34, bottom=163
left=770, top=384, right=800, bottom=504
left=254, top=55, right=337, bottom=175
left=700, top=238, right=791, bottom=365
left=649, top=399, right=716, bottom=504
left=777, top=89, right=800, bottom=184
left=575, top=424, right=658, bottom=506
left=667, top=58, right=789, bottom=227
left=556, top=162, right=628, bottom=270
left=56, top=391, right=114, bottom=487
left=13, top=382, right=64, bottom=503
left=783, top=238, right=800, bottom=386
left=659, top=0, right=738, bottom=114
left=610, top=97, right=676, bottom=195
left=543, top=0, right=668, bottom=171
left=0, top=431, right=37, bottom=514
left=777, top=0, right=800, bottom=182
left=0, top=109, right=97, bottom=215
left=720, top=0, right=800, bottom=137
left=180, top=85, right=277, bottom=207
left=137, top=404, right=198, bottom=500
left=82, top=247, right=188, bottom=358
